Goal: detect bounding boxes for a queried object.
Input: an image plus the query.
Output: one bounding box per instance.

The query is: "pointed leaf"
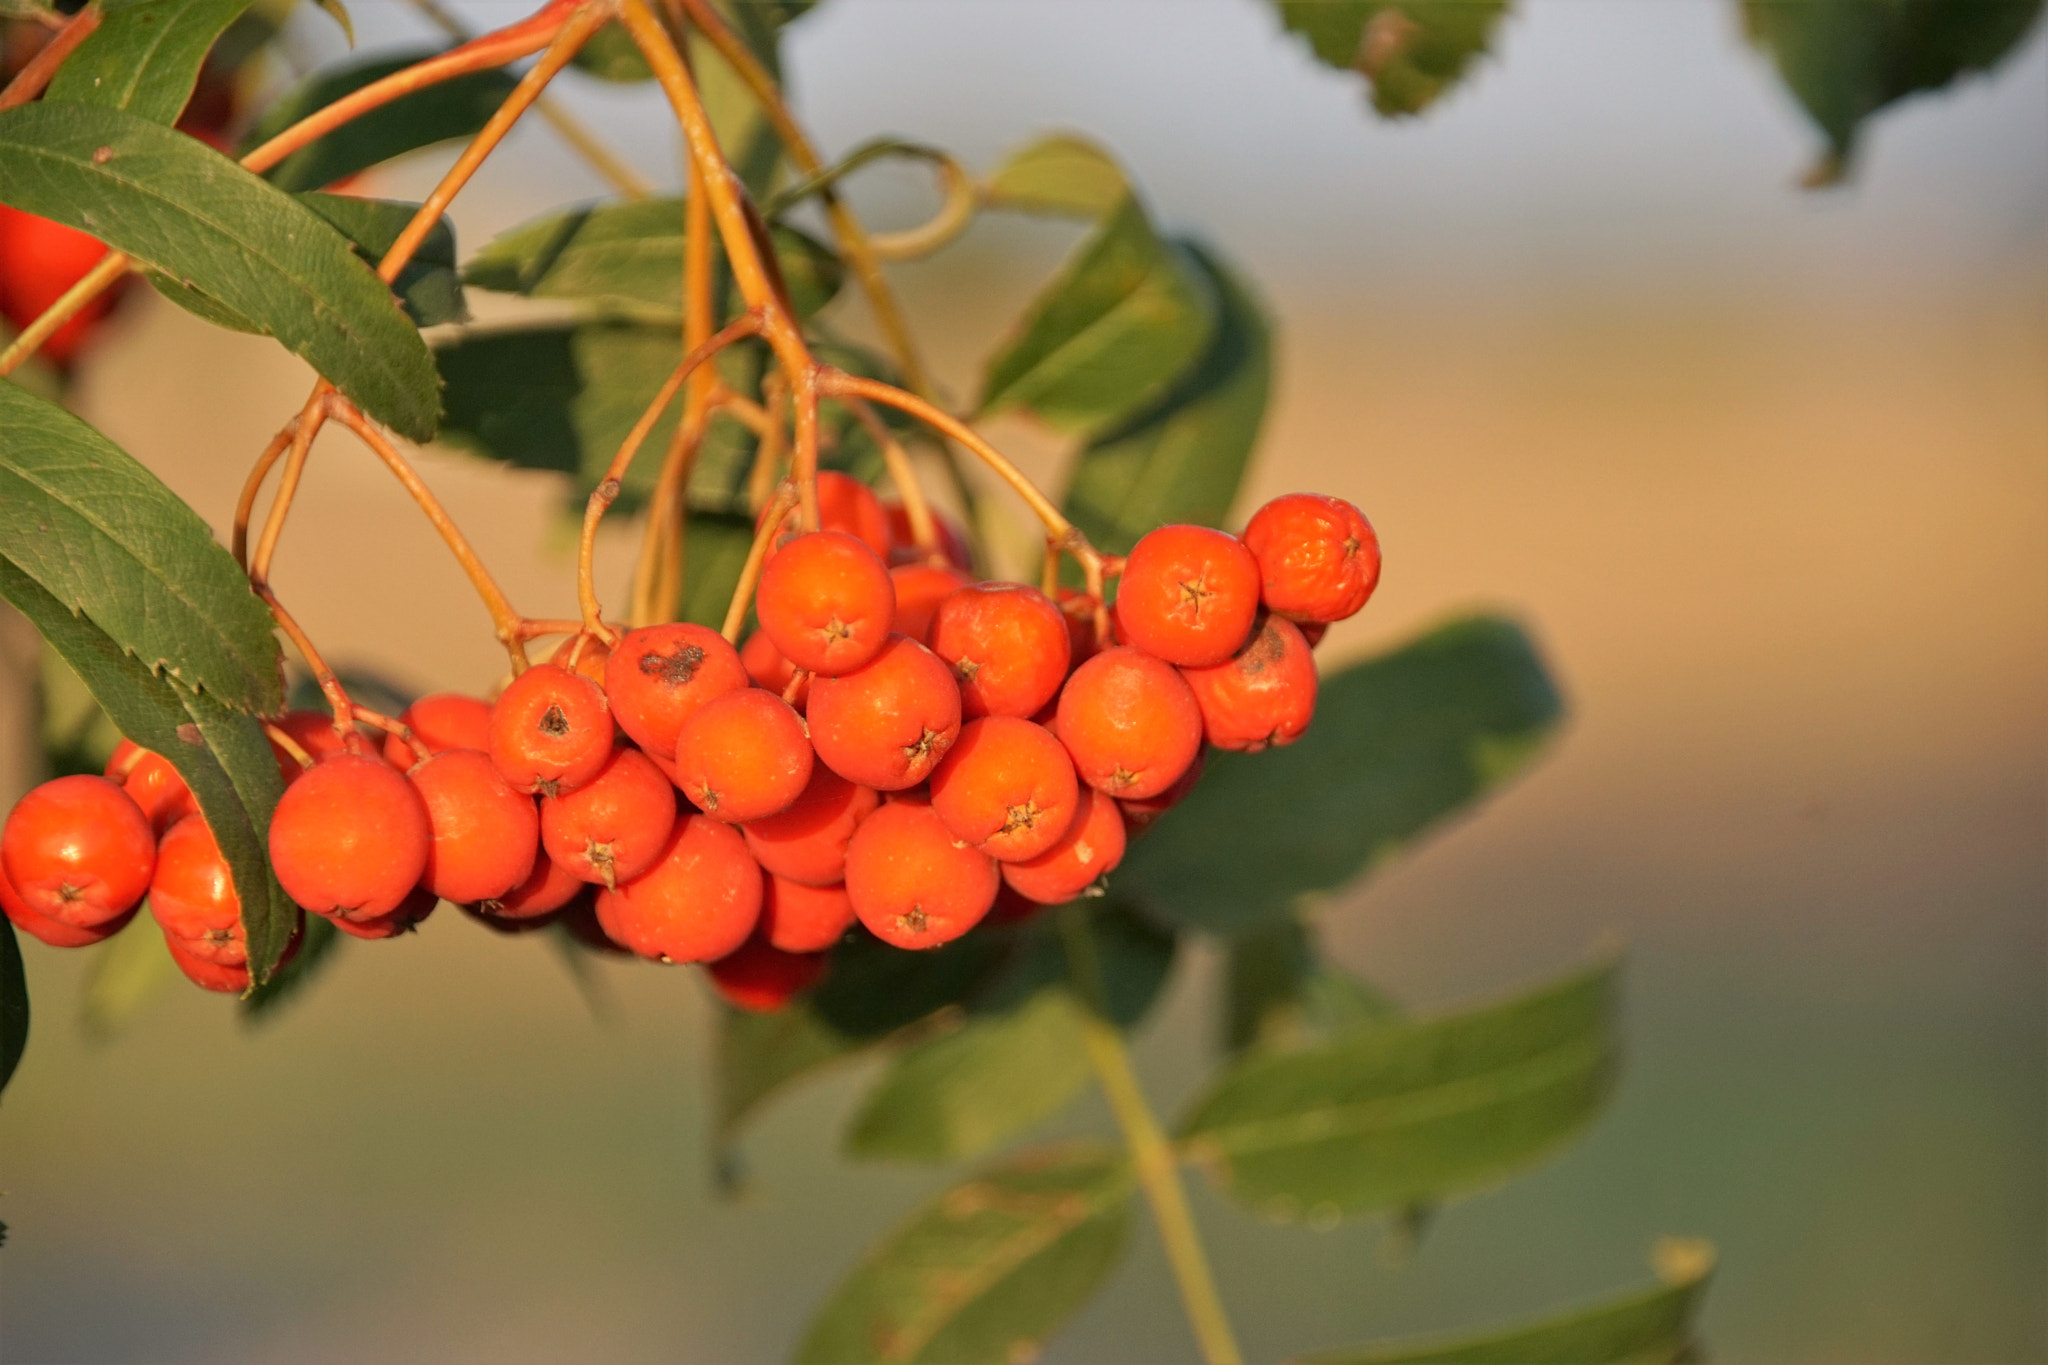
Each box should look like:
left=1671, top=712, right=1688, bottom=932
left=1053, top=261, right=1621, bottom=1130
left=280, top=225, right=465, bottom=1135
left=47, top=0, right=254, bottom=124
left=0, top=105, right=441, bottom=438
left=297, top=193, right=466, bottom=326
left=984, top=133, right=1127, bottom=218
left=1225, top=918, right=1400, bottom=1055
left=241, top=914, right=340, bottom=1021
left=1276, top=0, right=1510, bottom=118
left=794, top=1143, right=1134, bottom=1365
left=0, top=383, right=282, bottom=713
left=0, top=916, right=26, bottom=1096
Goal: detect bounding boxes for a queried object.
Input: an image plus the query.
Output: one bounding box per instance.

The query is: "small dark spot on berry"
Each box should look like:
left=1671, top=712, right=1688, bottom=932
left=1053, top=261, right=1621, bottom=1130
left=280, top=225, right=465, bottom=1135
left=899, top=906, right=929, bottom=934
left=641, top=644, right=705, bottom=687
left=539, top=704, right=570, bottom=737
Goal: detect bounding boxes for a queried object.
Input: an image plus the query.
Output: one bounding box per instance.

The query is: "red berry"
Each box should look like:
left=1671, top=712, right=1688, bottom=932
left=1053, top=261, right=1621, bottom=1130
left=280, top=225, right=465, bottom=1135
left=759, top=874, right=856, bottom=953
left=928, top=582, right=1073, bottom=719
left=1002, top=784, right=1127, bottom=906
left=884, top=501, right=973, bottom=570
left=1179, top=615, right=1318, bottom=751
left=595, top=815, right=761, bottom=963
left=488, top=664, right=615, bottom=796
left=1, top=861, right=131, bottom=947
left=1113, top=524, right=1262, bottom=667
left=384, top=693, right=492, bottom=768
left=328, top=885, right=438, bottom=939
left=889, top=562, right=974, bottom=642
left=741, top=764, right=879, bottom=887
left=409, top=748, right=541, bottom=903
left=1118, top=746, right=1207, bottom=834
left=807, top=635, right=961, bottom=791
left=541, top=746, right=678, bottom=888
left=0, top=205, right=129, bottom=368
left=1241, top=493, right=1381, bottom=623
left=268, top=754, right=431, bottom=922
left=929, top=717, right=1080, bottom=862
left=764, top=470, right=893, bottom=560
left=843, top=796, right=998, bottom=949
left=755, top=530, right=896, bottom=676
left=1, top=774, right=155, bottom=927
left=105, top=739, right=197, bottom=833
left=1054, top=647, right=1203, bottom=800
left=476, top=850, right=586, bottom=920
left=150, top=813, right=300, bottom=992
left=604, top=622, right=749, bottom=758
left=740, top=628, right=810, bottom=711
left=671, top=687, right=814, bottom=823
left=705, top=932, right=828, bottom=1012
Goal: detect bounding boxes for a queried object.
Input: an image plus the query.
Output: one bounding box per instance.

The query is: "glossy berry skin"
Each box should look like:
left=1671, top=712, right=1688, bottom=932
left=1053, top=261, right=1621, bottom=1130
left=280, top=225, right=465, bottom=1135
left=604, top=623, right=749, bottom=758
left=409, top=748, right=540, bottom=904
left=1, top=774, right=155, bottom=927
left=541, top=746, right=677, bottom=889
left=762, top=470, right=892, bottom=561
left=384, top=693, right=492, bottom=769
left=150, top=814, right=296, bottom=992
left=596, top=815, right=762, bottom=963
left=1114, top=524, right=1262, bottom=667
left=927, top=582, right=1072, bottom=720
left=1, top=862, right=131, bottom=947
left=0, top=205, right=127, bottom=368
left=706, top=933, right=828, bottom=1012
left=475, top=851, right=586, bottom=920
left=759, top=875, right=856, bottom=953
left=1057, top=589, right=1107, bottom=666
left=329, top=884, right=437, bottom=939
left=1054, top=647, right=1204, bottom=800
left=268, top=754, right=431, bottom=921
left=807, top=635, right=961, bottom=791
left=929, top=717, right=1080, bottom=863
left=740, top=629, right=809, bottom=711
left=741, top=765, right=879, bottom=886
left=1002, top=785, right=1128, bottom=906
left=1180, top=615, right=1319, bottom=752
left=756, top=530, right=896, bottom=676
left=843, top=796, right=999, bottom=949
left=1241, top=493, right=1381, bottom=623
left=884, top=501, right=973, bottom=570
left=163, top=935, right=250, bottom=992
left=106, top=740, right=197, bottom=833
left=889, top=563, right=974, bottom=642
left=488, top=663, right=615, bottom=796
left=1119, top=746, right=1207, bottom=835
left=672, top=688, right=813, bottom=823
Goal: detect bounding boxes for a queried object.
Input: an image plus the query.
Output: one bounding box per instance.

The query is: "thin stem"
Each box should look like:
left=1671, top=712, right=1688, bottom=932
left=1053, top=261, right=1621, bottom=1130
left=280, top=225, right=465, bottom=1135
left=0, top=252, right=127, bottom=377
left=721, top=482, right=795, bottom=643
left=518, top=618, right=587, bottom=640
left=254, top=585, right=358, bottom=747
left=1057, top=904, right=1244, bottom=1365
left=231, top=420, right=301, bottom=568
left=0, top=2, right=102, bottom=111
left=741, top=375, right=788, bottom=514
left=263, top=722, right=315, bottom=772
left=248, top=387, right=333, bottom=587
left=843, top=395, right=937, bottom=558
left=351, top=706, right=432, bottom=765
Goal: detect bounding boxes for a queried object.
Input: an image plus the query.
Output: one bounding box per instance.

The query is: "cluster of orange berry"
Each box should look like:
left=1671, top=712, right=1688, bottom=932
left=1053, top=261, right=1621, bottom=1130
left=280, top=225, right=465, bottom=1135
left=0, top=476, right=1378, bottom=1011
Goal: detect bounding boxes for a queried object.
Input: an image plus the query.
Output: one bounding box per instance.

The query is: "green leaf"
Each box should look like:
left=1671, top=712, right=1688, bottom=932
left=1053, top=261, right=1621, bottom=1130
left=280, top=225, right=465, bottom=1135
left=298, top=193, right=466, bottom=326
left=241, top=45, right=519, bottom=193
left=984, top=132, right=1128, bottom=218
left=1116, top=614, right=1563, bottom=936
left=677, top=510, right=754, bottom=630
left=0, top=915, right=26, bottom=1097
left=46, top=0, right=253, bottom=125
left=1275, top=0, right=1511, bottom=118
left=990, top=899, right=1178, bottom=1029
left=241, top=914, right=340, bottom=1021
left=1224, top=918, right=1398, bottom=1055
left=0, top=383, right=282, bottom=714
left=977, top=194, right=1218, bottom=438
left=793, top=1143, right=1134, bottom=1365
left=1296, top=1238, right=1717, bottom=1364
left=79, top=917, right=178, bottom=1042
left=1179, top=959, right=1618, bottom=1221
left=1061, top=239, right=1270, bottom=556
left=1742, top=0, right=2044, bottom=184
left=310, top=0, right=352, bottom=45
left=0, top=104, right=442, bottom=438
left=0, top=556, right=297, bottom=984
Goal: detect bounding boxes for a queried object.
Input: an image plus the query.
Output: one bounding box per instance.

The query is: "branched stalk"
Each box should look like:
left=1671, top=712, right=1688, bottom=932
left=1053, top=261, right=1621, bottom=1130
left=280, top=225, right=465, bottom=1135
left=844, top=395, right=938, bottom=558
left=720, top=482, right=795, bottom=643
left=254, top=584, right=358, bottom=744
left=351, top=706, right=432, bottom=764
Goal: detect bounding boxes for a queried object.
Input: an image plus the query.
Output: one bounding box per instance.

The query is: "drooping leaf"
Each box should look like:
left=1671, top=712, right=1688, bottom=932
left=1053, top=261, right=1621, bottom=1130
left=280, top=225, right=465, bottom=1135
left=984, top=132, right=1128, bottom=218
left=1116, top=614, right=1562, bottom=936
left=716, top=997, right=868, bottom=1159
left=46, top=0, right=253, bottom=125
left=1742, top=0, right=2044, bottom=184
left=0, top=383, right=282, bottom=714
left=978, top=194, right=1218, bottom=438
left=1275, top=0, right=1511, bottom=118
left=794, top=1143, right=1134, bottom=1365
left=79, top=918, right=178, bottom=1042
left=0, top=105, right=442, bottom=438
left=240, top=45, right=519, bottom=193
left=40, top=641, right=125, bottom=779
left=1061, top=239, right=1270, bottom=555
left=1224, top=918, right=1397, bottom=1055
left=1296, top=1238, right=1716, bottom=1364
left=241, top=914, right=340, bottom=1021
left=1179, top=959, right=1618, bottom=1221
left=0, top=915, right=26, bottom=1097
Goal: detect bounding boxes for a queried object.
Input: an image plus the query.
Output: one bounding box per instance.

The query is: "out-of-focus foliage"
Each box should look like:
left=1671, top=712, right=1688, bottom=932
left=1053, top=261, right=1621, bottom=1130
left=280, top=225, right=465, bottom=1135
left=1274, top=0, right=1512, bottom=117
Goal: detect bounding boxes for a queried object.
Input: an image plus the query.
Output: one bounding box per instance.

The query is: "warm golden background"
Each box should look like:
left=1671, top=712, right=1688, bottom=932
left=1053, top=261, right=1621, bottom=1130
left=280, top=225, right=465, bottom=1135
left=2, top=1, right=2043, bottom=1360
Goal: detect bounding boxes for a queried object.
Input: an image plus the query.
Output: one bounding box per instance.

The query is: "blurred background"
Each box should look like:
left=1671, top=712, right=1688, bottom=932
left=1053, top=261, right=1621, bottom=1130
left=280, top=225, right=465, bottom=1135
left=1, top=0, right=2043, bottom=1360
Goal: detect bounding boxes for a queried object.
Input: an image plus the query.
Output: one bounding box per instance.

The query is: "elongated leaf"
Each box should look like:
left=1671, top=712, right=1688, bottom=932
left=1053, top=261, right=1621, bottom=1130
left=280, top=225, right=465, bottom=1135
left=0, top=383, right=281, bottom=714
left=1062, top=240, right=1270, bottom=555
left=0, top=916, right=26, bottom=1096
left=794, top=1143, right=1134, bottom=1365
left=847, top=987, right=1091, bottom=1163
left=986, top=898, right=1178, bottom=1029
left=241, top=914, right=340, bottom=1021
left=79, top=917, right=178, bottom=1041
left=978, top=195, right=1218, bottom=437
left=1225, top=918, right=1398, bottom=1055
left=984, top=133, right=1127, bottom=218
left=1276, top=0, right=1510, bottom=118
left=1180, top=960, right=1617, bottom=1220
left=1117, top=614, right=1562, bottom=936
left=241, top=45, right=519, bottom=193
left=0, top=105, right=441, bottom=438
left=297, top=193, right=466, bottom=326
left=1298, top=1239, right=1716, bottom=1365
left=0, top=557, right=297, bottom=984
left=47, top=0, right=252, bottom=124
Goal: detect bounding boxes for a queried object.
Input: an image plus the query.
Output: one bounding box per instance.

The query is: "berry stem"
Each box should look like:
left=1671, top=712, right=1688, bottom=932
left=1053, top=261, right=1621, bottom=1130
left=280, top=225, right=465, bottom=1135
left=232, top=418, right=302, bottom=569
left=0, top=3, right=103, bottom=112
left=739, top=376, right=789, bottom=514
left=247, top=386, right=334, bottom=587
left=350, top=707, right=433, bottom=765
left=253, top=585, right=358, bottom=748
left=844, top=395, right=940, bottom=560
left=262, top=722, right=315, bottom=772
left=1056, top=903, right=1245, bottom=1365
left=0, top=252, right=128, bottom=378
left=721, top=481, right=797, bottom=644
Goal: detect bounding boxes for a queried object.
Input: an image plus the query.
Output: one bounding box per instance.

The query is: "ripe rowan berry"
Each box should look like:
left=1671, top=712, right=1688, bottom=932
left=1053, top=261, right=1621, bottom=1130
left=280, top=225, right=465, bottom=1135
left=928, top=582, right=1073, bottom=719
left=670, top=687, right=813, bottom=824
left=605, top=622, right=749, bottom=757
left=383, top=693, right=492, bottom=769
left=408, top=748, right=540, bottom=903
left=1113, top=524, right=1262, bottom=667
left=328, top=885, right=437, bottom=939
left=488, top=663, right=615, bottom=796
left=476, top=849, right=586, bottom=920
left=889, top=563, right=974, bottom=642
left=0, top=205, right=127, bottom=368
left=274, top=709, right=368, bottom=763
left=595, top=814, right=762, bottom=963
left=150, top=813, right=295, bottom=992
left=807, top=634, right=961, bottom=791
left=842, top=796, right=998, bottom=949
left=755, top=530, right=896, bottom=676
left=1057, top=589, right=1108, bottom=665
left=555, top=635, right=612, bottom=686
left=106, top=739, right=197, bottom=833
left=929, top=717, right=1080, bottom=862
left=268, top=754, right=431, bottom=921
left=764, top=470, right=893, bottom=560
left=541, top=745, right=677, bottom=888
left=1180, top=614, right=1318, bottom=752
left=1, top=774, right=155, bottom=927
left=163, top=935, right=251, bottom=992
left=1119, top=746, right=1207, bottom=834
left=759, top=874, right=856, bottom=953
left=741, top=764, right=879, bottom=886
left=741, top=629, right=809, bottom=711
left=1002, top=784, right=1128, bottom=906
left=558, top=895, right=632, bottom=956
left=706, top=932, right=828, bottom=1012
left=1054, top=647, right=1203, bottom=800
left=457, top=899, right=559, bottom=935
left=1241, top=492, right=1381, bottom=623
left=884, top=501, right=973, bottom=570
left=1, top=861, right=130, bottom=947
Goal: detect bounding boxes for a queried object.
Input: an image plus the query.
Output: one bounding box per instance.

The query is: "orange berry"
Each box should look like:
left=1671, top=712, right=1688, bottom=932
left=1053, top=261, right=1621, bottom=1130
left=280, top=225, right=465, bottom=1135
left=595, top=814, right=762, bottom=962
left=541, top=746, right=677, bottom=888
left=105, top=739, right=197, bottom=833
left=759, top=874, right=856, bottom=953
left=889, top=562, right=974, bottom=642
left=672, top=687, right=814, bottom=823
left=929, top=582, right=1073, bottom=719
left=409, top=748, right=540, bottom=903
left=706, top=932, right=828, bottom=1011
left=843, top=796, right=998, bottom=949
left=1241, top=493, right=1381, bottom=623
left=1, top=860, right=131, bottom=947
left=163, top=935, right=251, bottom=992
left=0, top=205, right=127, bottom=368
left=554, top=635, right=612, bottom=686
left=273, top=709, right=378, bottom=767
left=741, top=765, right=879, bottom=886
left=384, top=693, right=492, bottom=768
left=329, top=885, right=438, bottom=939
left=268, top=754, right=431, bottom=922
left=458, top=898, right=563, bottom=936
left=1113, top=524, right=1262, bottom=667
left=1180, top=615, right=1318, bottom=752
left=476, top=850, right=586, bottom=920
left=488, top=663, right=615, bottom=796
left=1002, top=784, right=1127, bottom=905
left=1054, top=647, right=1203, bottom=800
left=884, top=501, right=973, bottom=570
left=807, top=634, right=961, bottom=791
left=1118, top=746, right=1207, bottom=834
left=740, top=628, right=810, bottom=711
left=150, top=814, right=301, bottom=992
left=756, top=530, right=896, bottom=676
left=1, top=774, right=155, bottom=927
left=764, top=470, right=893, bottom=560
left=929, top=717, right=1080, bottom=862
left=1057, top=588, right=1108, bottom=665
left=604, top=622, right=749, bottom=758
